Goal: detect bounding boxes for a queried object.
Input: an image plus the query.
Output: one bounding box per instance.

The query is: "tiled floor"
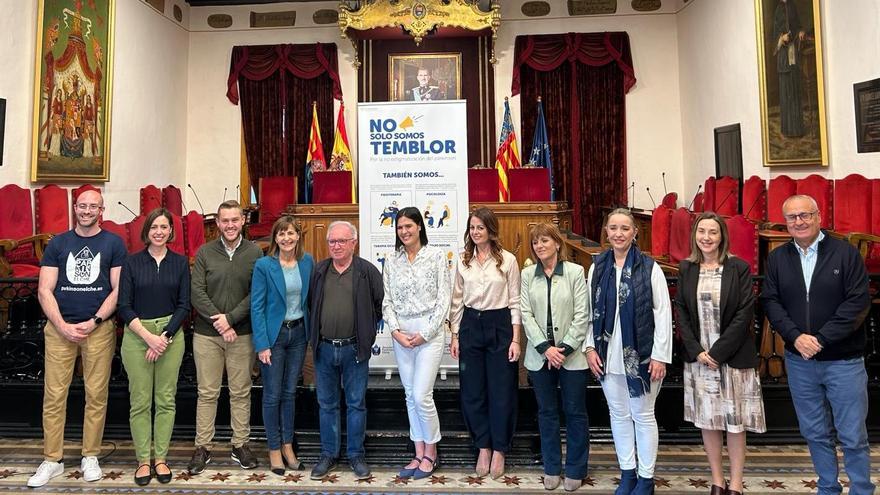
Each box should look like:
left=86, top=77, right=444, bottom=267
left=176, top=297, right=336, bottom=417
left=0, top=439, right=877, bottom=494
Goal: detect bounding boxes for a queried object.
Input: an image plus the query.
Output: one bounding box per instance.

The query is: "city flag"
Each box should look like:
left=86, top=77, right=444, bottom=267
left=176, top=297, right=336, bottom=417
left=304, top=102, right=326, bottom=204
left=330, top=103, right=356, bottom=203
left=494, top=98, right=520, bottom=202
left=528, top=97, right=555, bottom=200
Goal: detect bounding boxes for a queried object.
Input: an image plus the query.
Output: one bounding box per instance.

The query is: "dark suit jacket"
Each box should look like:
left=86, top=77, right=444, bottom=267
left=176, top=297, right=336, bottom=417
left=675, top=256, right=758, bottom=368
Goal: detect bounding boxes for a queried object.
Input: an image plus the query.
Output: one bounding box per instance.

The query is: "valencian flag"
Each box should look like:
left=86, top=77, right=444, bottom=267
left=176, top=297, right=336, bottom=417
left=494, top=97, right=520, bottom=202
left=330, top=103, right=356, bottom=203
left=528, top=97, right=555, bottom=200
left=304, top=101, right=326, bottom=204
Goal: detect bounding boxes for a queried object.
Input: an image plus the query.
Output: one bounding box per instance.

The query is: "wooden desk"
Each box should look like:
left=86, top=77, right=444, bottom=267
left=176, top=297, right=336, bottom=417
left=759, top=229, right=791, bottom=273
left=287, top=201, right=571, bottom=268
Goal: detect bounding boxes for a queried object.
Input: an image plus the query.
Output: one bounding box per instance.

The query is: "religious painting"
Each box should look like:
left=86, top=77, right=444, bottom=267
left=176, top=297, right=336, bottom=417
left=389, top=53, right=461, bottom=102
left=31, top=0, right=116, bottom=182
left=755, top=0, right=827, bottom=166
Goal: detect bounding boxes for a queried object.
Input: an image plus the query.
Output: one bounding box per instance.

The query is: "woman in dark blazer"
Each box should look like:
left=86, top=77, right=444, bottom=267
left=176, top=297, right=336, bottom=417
left=675, top=212, right=765, bottom=495
left=251, top=216, right=314, bottom=475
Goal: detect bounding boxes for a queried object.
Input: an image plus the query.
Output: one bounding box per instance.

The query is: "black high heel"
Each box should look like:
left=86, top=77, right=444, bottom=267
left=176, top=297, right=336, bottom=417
left=283, top=455, right=304, bottom=471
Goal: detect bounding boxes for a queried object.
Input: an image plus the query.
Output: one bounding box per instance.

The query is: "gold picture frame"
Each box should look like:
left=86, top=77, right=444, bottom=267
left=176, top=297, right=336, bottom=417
left=389, top=53, right=462, bottom=102
left=755, top=0, right=827, bottom=167
left=31, top=0, right=116, bottom=182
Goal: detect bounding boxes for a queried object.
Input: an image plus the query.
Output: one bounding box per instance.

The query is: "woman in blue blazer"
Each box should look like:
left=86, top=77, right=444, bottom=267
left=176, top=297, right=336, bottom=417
left=251, top=215, right=314, bottom=475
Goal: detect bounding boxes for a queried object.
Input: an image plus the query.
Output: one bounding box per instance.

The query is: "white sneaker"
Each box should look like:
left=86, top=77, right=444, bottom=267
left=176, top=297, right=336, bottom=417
left=80, top=456, right=102, bottom=482
left=27, top=460, right=64, bottom=488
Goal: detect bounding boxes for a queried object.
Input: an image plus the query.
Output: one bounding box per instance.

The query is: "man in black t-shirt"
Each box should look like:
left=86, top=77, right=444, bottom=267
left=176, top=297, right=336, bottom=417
left=27, top=189, right=127, bottom=489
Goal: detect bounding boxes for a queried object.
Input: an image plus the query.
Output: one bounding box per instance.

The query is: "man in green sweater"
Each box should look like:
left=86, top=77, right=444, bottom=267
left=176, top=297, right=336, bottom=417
left=187, top=200, right=263, bottom=475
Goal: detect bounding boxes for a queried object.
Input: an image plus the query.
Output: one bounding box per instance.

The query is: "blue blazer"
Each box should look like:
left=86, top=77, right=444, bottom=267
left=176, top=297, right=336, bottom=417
left=251, top=253, right=314, bottom=353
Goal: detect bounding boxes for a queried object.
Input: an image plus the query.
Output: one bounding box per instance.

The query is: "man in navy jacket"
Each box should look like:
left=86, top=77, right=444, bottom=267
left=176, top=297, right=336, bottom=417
left=761, top=194, right=873, bottom=495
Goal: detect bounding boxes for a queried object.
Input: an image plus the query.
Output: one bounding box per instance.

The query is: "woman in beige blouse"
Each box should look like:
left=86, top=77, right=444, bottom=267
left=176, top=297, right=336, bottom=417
left=449, top=207, right=522, bottom=479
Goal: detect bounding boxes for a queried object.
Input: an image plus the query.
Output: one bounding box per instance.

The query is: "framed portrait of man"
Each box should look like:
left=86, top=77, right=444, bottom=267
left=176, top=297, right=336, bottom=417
left=755, top=0, right=827, bottom=167
left=389, top=53, right=462, bottom=102
left=31, top=0, right=116, bottom=181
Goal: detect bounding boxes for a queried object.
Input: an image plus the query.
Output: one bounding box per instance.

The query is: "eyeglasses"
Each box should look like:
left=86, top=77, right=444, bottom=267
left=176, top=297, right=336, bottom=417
left=327, top=238, right=353, bottom=246
left=76, top=203, right=103, bottom=212
left=783, top=211, right=818, bottom=223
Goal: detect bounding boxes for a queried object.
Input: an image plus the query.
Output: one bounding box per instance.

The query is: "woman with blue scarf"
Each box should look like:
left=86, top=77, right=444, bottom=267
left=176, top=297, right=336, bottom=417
left=585, top=208, right=672, bottom=495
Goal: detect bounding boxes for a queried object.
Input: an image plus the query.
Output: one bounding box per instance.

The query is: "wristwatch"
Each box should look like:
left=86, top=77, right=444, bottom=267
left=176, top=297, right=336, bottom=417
left=161, top=330, right=174, bottom=343
left=91, top=315, right=103, bottom=325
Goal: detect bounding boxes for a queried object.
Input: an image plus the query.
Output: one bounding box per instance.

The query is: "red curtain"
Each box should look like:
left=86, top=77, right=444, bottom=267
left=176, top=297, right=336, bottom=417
left=228, top=43, right=341, bottom=202
left=514, top=33, right=635, bottom=239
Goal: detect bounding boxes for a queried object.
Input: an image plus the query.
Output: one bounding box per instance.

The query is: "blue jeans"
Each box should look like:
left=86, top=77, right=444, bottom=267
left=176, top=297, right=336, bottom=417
left=260, top=321, right=307, bottom=450
left=529, top=365, right=590, bottom=480
left=314, top=341, right=369, bottom=459
left=785, top=351, right=874, bottom=495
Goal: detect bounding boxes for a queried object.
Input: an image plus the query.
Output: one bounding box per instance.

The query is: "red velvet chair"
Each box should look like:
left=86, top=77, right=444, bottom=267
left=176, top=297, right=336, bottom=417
left=691, top=192, right=704, bottom=212
left=796, top=174, right=833, bottom=229
left=509, top=168, right=551, bottom=202
left=703, top=177, right=716, bottom=213
left=767, top=175, right=796, bottom=224
left=313, top=171, right=351, bottom=204
left=468, top=168, right=500, bottom=202
left=127, top=216, right=147, bottom=254
left=661, top=192, right=678, bottom=209
left=650, top=205, right=673, bottom=260
left=248, top=176, right=296, bottom=239
left=0, top=184, right=45, bottom=271
left=34, top=184, right=70, bottom=234
left=71, top=184, right=103, bottom=224
left=183, top=210, right=207, bottom=260
left=714, top=176, right=739, bottom=216
left=166, top=214, right=186, bottom=256
left=742, top=176, right=767, bottom=223
left=727, top=215, right=759, bottom=274
left=668, top=208, right=694, bottom=264
left=140, top=185, right=162, bottom=216
left=162, top=185, right=184, bottom=217
left=101, top=220, right=130, bottom=252
left=833, top=174, right=871, bottom=234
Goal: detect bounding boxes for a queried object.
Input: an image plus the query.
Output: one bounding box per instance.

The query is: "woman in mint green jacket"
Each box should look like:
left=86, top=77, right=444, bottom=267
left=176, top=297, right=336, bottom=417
left=520, top=223, right=589, bottom=492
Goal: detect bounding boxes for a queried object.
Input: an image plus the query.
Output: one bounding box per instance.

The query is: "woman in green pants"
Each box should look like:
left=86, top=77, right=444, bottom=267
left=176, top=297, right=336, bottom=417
left=118, top=208, right=191, bottom=485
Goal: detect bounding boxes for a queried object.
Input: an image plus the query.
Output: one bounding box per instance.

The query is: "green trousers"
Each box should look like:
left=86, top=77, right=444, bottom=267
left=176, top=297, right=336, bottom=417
left=121, top=316, right=184, bottom=463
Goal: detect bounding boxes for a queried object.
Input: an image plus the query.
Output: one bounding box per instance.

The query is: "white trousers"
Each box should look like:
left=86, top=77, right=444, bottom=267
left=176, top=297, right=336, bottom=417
left=600, top=373, right=662, bottom=478
left=393, top=319, right=444, bottom=444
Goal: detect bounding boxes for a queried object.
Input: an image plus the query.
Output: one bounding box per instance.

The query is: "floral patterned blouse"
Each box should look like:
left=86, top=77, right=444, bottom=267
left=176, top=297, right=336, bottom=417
left=381, top=244, right=452, bottom=341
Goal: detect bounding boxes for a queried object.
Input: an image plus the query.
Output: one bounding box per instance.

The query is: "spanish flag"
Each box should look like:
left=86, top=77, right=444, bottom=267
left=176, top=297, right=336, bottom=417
left=330, top=103, right=356, bottom=203
left=305, top=102, right=326, bottom=204
left=494, top=98, right=520, bottom=202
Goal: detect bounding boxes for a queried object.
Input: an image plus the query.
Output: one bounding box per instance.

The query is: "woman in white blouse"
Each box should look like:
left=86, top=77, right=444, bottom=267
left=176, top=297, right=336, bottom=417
left=585, top=208, right=672, bottom=495
left=449, top=207, right=522, bottom=479
left=382, top=207, right=451, bottom=480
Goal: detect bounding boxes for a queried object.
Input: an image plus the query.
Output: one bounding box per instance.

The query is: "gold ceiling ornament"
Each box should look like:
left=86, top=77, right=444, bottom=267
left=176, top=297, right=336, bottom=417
left=338, top=0, right=502, bottom=64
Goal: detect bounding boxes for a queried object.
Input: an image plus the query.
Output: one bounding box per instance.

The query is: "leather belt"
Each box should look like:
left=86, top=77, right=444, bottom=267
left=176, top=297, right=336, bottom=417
left=320, top=335, right=357, bottom=347
left=281, top=318, right=303, bottom=329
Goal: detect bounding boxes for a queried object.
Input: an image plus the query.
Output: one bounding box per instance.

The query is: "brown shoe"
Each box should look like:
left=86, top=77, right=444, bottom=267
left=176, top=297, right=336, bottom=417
left=710, top=483, right=727, bottom=495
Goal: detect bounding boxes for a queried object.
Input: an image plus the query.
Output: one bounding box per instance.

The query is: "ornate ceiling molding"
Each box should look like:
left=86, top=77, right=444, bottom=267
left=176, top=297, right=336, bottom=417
left=338, top=0, right=501, bottom=64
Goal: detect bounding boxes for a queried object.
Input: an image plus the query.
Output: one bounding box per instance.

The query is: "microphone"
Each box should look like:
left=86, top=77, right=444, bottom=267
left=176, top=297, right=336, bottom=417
left=662, top=172, right=668, bottom=195
left=716, top=189, right=735, bottom=212
left=745, top=189, right=767, bottom=219
left=188, top=183, right=205, bottom=215
left=646, top=187, right=656, bottom=209
left=625, top=181, right=635, bottom=208
left=235, top=185, right=240, bottom=202
left=117, top=201, right=137, bottom=219
left=222, top=187, right=227, bottom=202
left=687, top=184, right=703, bottom=210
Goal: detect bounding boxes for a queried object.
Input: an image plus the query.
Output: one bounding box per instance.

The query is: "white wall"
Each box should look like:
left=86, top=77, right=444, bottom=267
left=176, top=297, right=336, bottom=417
left=0, top=1, right=190, bottom=222
left=495, top=0, right=684, bottom=210
left=677, top=0, right=880, bottom=198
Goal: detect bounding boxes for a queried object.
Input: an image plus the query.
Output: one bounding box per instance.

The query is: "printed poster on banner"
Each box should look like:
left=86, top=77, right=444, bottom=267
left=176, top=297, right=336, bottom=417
left=357, top=100, right=469, bottom=376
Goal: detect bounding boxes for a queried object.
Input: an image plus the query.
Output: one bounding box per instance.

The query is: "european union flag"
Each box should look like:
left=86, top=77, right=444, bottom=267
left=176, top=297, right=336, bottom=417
left=529, top=98, right=554, bottom=200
